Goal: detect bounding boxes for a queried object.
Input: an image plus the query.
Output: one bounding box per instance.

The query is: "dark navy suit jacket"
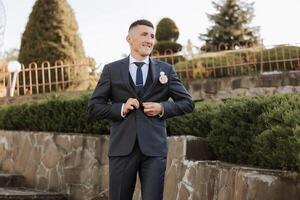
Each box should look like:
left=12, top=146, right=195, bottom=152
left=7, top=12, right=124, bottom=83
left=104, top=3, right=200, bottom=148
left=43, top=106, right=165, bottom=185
left=88, top=56, right=194, bottom=157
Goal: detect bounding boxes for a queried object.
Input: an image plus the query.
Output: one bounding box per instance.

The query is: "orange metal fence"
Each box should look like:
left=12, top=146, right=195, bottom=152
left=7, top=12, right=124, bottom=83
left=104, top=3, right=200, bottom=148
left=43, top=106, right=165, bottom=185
left=0, top=59, right=91, bottom=96
left=152, top=43, right=300, bottom=81
left=1, top=43, right=300, bottom=96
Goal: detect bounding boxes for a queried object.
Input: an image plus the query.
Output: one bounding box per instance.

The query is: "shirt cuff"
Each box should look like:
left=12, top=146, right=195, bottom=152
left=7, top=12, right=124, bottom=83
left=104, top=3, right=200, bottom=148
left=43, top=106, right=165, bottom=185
left=158, top=103, right=164, bottom=118
left=121, top=103, right=126, bottom=118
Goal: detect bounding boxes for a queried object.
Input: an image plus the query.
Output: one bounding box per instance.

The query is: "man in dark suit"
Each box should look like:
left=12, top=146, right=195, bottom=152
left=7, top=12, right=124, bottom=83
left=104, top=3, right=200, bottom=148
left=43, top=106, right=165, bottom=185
left=88, top=19, right=194, bottom=200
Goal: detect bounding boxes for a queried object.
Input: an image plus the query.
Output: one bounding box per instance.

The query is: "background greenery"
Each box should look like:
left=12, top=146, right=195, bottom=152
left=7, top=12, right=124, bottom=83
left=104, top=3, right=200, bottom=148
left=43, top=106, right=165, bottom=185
left=175, top=45, right=300, bottom=78
left=0, top=93, right=299, bottom=171
left=200, top=0, right=259, bottom=52
left=154, top=17, right=182, bottom=55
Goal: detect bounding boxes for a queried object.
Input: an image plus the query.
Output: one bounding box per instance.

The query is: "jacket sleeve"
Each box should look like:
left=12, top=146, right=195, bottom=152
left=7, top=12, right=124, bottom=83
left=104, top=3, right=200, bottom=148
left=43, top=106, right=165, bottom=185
left=87, top=65, right=123, bottom=121
left=161, top=66, right=195, bottom=119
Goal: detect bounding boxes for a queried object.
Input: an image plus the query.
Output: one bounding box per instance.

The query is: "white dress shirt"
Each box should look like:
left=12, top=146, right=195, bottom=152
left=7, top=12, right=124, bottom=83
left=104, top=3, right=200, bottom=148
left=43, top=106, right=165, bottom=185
left=121, top=55, right=164, bottom=118
left=129, top=55, right=149, bottom=86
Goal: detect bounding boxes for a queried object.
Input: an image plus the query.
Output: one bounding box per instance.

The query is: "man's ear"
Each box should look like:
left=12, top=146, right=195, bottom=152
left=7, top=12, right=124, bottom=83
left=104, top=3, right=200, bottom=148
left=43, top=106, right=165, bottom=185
left=126, top=35, right=131, bottom=44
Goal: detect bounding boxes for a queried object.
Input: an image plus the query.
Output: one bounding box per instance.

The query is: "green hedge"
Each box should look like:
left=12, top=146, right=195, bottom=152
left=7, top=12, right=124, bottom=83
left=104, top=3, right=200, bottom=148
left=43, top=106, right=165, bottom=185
left=208, top=94, right=300, bottom=171
left=167, top=101, right=219, bottom=138
left=0, top=94, right=217, bottom=138
left=0, top=93, right=111, bottom=135
left=0, top=93, right=299, bottom=171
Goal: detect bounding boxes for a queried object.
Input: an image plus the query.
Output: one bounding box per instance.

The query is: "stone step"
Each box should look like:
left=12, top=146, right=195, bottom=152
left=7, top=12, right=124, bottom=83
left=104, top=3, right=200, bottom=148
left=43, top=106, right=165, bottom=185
left=0, top=187, right=68, bottom=200
left=0, top=173, right=26, bottom=187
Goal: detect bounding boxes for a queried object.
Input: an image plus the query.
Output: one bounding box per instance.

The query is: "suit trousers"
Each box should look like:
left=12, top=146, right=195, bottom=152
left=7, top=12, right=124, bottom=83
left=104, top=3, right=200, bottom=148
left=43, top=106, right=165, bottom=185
left=109, top=139, right=167, bottom=200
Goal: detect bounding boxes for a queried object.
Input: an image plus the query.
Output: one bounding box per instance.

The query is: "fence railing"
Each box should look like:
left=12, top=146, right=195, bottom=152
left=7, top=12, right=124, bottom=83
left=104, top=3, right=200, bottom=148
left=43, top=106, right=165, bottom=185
left=152, top=43, right=300, bottom=81
left=0, top=59, right=91, bottom=97
left=1, top=43, right=300, bottom=97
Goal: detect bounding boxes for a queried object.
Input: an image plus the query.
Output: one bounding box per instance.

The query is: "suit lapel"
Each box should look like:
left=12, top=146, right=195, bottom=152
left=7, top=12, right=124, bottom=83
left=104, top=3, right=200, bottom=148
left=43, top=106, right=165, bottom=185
left=120, top=57, right=160, bottom=99
left=142, top=58, right=160, bottom=99
left=120, top=57, right=138, bottom=98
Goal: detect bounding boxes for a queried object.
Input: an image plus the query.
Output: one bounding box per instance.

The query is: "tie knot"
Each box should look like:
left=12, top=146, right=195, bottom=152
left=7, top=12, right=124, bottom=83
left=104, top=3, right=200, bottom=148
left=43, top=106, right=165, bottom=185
left=134, top=62, right=145, bottom=68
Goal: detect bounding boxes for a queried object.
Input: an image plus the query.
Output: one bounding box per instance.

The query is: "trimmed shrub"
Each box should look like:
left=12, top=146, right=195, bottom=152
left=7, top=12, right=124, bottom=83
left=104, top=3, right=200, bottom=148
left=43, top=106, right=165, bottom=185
left=167, top=101, right=218, bottom=138
left=153, top=41, right=182, bottom=55
left=208, top=94, right=300, bottom=171
left=154, top=17, right=182, bottom=57
left=155, top=18, right=179, bottom=42
left=0, top=93, right=110, bottom=134
left=208, top=97, right=263, bottom=163
left=19, top=0, right=85, bottom=66
left=0, top=93, right=300, bottom=171
left=18, top=0, right=86, bottom=94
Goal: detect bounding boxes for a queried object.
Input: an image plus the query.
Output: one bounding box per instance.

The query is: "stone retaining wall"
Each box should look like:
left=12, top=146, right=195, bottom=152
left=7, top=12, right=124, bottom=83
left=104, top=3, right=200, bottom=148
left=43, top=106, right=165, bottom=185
left=187, top=71, right=300, bottom=100
left=0, top=130, right=299, bottom=200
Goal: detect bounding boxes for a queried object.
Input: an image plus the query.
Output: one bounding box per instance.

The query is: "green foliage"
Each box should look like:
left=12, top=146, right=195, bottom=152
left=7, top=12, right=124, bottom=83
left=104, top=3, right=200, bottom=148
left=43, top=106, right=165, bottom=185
left=208, top=97, right=263, bottom=163
left=252, top=126, right=300, bottom=170
left=154, top=18, right=182, bottom=55
left=153, top=41, right=182, bottom=55
left=167, top=101, right=219, bottom=137
left=17, top=0, right=86, bottom=94
left=175, top=45, right=300, bottom=78
left=18, top=0, right=85, bottom=66
left=155, top=18, right=179, bottom=42
left=200, top=0, right=259, bottom=51
left=0, top=93, right=110, bottom=134
left=251, top=95, right=300, bottom=170
left=1, top=93, right=300, bottom=171
left=208, top=94, right=300, bottom=171
left=256, top=45, right=300, bottom=71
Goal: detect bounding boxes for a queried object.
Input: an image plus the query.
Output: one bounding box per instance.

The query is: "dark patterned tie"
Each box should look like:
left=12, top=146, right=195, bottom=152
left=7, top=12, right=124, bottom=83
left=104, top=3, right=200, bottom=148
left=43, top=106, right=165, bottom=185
left=134, top=62, right=145, bottom=98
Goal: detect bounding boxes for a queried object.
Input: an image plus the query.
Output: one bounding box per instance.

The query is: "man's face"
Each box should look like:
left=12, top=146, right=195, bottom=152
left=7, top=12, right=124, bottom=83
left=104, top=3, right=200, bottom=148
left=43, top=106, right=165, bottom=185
left=127, top=25, right=155, bottom=59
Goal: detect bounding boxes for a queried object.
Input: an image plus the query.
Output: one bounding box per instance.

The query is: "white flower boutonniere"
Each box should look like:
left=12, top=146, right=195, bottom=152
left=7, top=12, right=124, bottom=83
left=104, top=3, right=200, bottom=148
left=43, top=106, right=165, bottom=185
left=159, top=71, right=168, bottom=84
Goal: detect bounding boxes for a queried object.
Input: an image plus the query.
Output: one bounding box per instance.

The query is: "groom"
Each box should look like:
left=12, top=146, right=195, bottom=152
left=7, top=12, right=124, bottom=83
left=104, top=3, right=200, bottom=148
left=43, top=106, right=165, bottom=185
left=88, top=19, right=194, bottom=200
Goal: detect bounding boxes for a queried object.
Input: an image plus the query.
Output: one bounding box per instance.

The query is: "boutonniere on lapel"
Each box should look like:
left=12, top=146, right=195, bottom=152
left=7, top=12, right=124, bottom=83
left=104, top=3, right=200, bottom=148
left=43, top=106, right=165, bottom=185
left=159, top=71, right=168, bottom=84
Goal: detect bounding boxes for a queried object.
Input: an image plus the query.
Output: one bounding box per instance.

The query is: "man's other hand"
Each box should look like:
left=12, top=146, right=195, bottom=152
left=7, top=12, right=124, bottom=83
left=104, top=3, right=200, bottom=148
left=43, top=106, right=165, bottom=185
left=123, top=98, right=140, bottom=115
left=142, top=102, right=163, bottom=117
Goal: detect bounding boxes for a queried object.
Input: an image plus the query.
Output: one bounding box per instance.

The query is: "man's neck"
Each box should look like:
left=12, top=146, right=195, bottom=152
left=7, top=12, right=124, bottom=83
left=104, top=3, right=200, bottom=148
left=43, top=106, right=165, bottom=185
left=130, top=55, right=149, bottom=63
left=130, top=53, right=148, bottom=61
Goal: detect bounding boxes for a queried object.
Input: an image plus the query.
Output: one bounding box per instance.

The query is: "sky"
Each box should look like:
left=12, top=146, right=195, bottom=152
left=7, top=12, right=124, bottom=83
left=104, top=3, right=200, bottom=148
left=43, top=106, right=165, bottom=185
left=1, top=0, right=300, bottom=67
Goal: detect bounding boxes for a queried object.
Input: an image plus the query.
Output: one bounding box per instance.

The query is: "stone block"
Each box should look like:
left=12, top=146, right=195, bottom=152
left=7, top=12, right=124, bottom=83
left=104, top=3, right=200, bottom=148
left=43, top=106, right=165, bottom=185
left=41, top=142, right=60, bottom=169
left=69, top=184, right=99, bottom=200
left=203, top=79, right=220, bottom=94
left=167, top=136, right=186, bottom=161
left=71, top=135, right=84, bottom=149
left=186, top=137, right=215, bottom=161
left=257, top=73, right=284, bottom=87
left=48, top=168, right=60, bottom=191
left=14, top=137, right=32, bottom=173
left=63, top=168, right=83, bottom=184
left=55, top=135, right=72, bottom=152
left=95, top=136, right=109, bottom=165
left=276, top=86, right=295, bottom=94
left=23, top=161, right=38, bottom=187
left=232, top=77, right=255, bottom=89
left=284, top=71, right=300, bottom=86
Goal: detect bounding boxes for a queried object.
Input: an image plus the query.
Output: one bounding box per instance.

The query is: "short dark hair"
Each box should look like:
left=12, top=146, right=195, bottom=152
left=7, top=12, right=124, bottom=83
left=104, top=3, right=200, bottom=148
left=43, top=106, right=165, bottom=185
left=129, top=19, right=154, bottom=31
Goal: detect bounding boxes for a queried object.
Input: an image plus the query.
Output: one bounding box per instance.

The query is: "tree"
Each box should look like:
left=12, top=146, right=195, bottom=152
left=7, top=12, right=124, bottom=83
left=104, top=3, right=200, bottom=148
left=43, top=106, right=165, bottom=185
left=154, top=17, right=182, bottom=55
left=18, top=0, right=85, bottom=66
left=200, top=0, right=260, bottom=52
left=18, top=0, right=86, bottom=94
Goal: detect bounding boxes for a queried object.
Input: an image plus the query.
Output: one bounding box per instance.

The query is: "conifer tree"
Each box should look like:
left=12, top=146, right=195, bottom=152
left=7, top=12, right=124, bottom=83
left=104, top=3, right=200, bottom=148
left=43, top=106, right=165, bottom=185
left=200, top=0, right=259, bottom=52
left=18, top=0, right=86, bottom=93
left=19, top=0, right=85, bottom=66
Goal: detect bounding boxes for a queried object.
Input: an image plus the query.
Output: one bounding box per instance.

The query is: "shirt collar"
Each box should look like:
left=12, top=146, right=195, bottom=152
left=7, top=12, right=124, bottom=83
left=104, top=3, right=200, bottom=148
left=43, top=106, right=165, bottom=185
left=129, top=55, right=149, bottom=65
